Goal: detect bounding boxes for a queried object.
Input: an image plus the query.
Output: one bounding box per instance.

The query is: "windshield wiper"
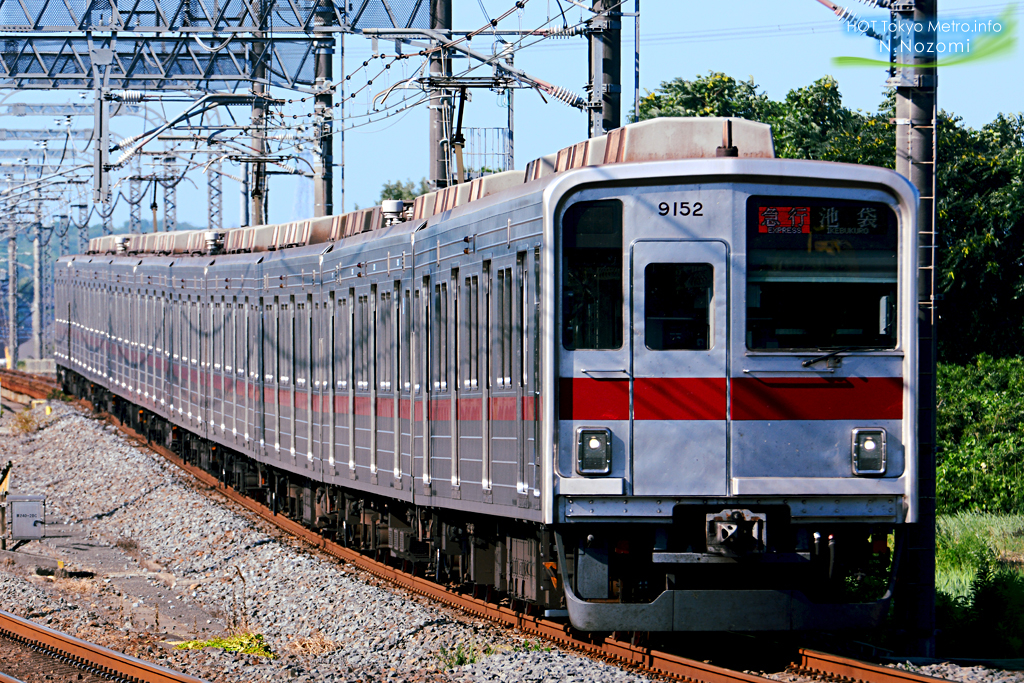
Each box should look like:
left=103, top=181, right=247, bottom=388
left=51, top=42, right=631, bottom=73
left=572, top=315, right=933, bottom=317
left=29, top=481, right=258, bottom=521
left=801, top=347, right=871, bottom=368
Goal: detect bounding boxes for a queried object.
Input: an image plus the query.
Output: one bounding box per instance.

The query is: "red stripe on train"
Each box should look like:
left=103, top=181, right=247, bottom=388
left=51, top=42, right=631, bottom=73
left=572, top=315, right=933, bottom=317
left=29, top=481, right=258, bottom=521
left=634, top=378, right=726, bottom=420
left=559, top=376, right=902, bottom=421
left=559, top=378, right=629, bottom=421
left=731, top=376, right=902, bottom=420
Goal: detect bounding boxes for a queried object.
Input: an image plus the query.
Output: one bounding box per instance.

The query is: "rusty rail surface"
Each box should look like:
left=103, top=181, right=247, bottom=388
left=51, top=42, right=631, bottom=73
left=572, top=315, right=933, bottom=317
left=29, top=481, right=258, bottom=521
left=0, top=369, right=59, bottom=402
left=0, top=609, right=207, bottom=683
left=797, top=650, right=952, bottom=683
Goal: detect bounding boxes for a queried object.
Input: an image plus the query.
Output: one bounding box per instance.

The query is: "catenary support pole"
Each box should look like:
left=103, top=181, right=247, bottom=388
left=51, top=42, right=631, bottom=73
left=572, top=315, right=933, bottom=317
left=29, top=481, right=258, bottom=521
left=893, top=0, right=937, bottom=657
left=163, top=157, right=177, bottom=233
left=208, top=155, right=223, bottom=232
left=589, top=0, right=621, bottom=137
left=344, top=31, right=348, bottom=214
left=31, top=213, right=41, bottom=359
left=429, top=0, right=453, bottom=190
left=313, top=8, right=334, bottom=218
left=251, top=34, right=268, bottom=225
left=7, top=230, right=16, bottom=368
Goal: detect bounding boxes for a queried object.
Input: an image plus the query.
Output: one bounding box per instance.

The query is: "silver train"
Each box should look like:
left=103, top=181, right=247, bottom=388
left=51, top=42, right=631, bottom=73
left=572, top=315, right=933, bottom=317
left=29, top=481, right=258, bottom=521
left=55, top=117, right=918, bottom=631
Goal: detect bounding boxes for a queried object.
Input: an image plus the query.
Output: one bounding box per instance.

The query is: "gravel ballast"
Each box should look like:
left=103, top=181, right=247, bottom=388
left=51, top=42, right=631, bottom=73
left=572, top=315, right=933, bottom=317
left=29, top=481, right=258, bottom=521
left=0, top=401, right=649, bottom=683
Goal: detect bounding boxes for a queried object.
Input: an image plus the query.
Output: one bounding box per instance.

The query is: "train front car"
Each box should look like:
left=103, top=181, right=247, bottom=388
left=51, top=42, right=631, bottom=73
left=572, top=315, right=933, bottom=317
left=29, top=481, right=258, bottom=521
left=548, top=118, right=917, bottom=632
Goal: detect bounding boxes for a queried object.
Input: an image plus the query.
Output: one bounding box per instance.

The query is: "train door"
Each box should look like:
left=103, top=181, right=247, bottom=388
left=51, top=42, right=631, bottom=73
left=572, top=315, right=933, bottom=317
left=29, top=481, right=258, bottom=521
left=294, top=294, right=312, bottom=462
left=426, top=271, right=454, bottom=500
left=398, top=283, right=414, bottom=493
left=333, top=290, right=354, bottom=477
left=375, top=282, right=400, bottom=488
left=311, top=291, right=329, bottom=476
left=488, top=255, right=523, bottom=507
left=457, top=266, right=484, bottom=501
left=352, top=285, right=373, bottom=479
left=630, top=240, right=729, bottom=496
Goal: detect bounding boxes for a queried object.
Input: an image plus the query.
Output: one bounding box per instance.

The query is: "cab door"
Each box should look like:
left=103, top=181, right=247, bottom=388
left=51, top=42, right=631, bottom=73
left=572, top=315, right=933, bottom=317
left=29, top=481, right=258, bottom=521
left=631, top=240, right=729, bottom=496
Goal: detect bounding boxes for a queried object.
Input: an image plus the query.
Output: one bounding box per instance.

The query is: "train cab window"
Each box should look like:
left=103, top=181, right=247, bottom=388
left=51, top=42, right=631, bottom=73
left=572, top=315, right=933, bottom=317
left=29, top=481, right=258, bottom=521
left=561, top=199, right=623, bottom=350
left=746, top=198, right=898, bottom=350
left=645, top=263, right=713, bottom=350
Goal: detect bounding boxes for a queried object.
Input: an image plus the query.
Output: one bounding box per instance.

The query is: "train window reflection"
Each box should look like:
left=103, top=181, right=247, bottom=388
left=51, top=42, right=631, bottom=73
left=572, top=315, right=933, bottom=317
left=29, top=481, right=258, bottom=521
left=645, top=263, right=712, bottom=351
left=561, top=200, right=623, bottom=350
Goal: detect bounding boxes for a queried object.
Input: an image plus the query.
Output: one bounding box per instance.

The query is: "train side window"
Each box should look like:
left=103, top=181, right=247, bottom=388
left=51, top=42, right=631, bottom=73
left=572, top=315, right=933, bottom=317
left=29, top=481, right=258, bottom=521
left=432, top=282, right=448, bottom=391
left=336, top=296, right=350, bottom=391
left=355, top=295, right=370, bottom=390
left=378, top=289, right=393, bottom=391
left=402, top=289, right=412, bottom=392
left=561, top=199, right=623, bottom=350
left=644, top=263, right=714, bottom=351
left=494, top=268, right=514, bottom=387
left=213, top=302, right=222, bottom=370
left=265, top=301, right=276, bottom=384
left=462, top=276, right=479, bottom=389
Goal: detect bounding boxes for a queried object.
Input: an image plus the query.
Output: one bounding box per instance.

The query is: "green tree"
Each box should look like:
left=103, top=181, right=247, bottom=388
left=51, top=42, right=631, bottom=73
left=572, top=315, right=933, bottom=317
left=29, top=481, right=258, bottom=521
left=636, top=71, right=894, bottom=166
left=379, top=177, right=430, bottom=203
left=936, top=113, right=1024, bottom=362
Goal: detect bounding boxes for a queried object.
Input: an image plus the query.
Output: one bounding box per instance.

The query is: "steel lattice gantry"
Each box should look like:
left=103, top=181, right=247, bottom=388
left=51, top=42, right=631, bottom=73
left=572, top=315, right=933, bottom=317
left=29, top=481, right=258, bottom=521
left=0, top=0, right=429, bottom=33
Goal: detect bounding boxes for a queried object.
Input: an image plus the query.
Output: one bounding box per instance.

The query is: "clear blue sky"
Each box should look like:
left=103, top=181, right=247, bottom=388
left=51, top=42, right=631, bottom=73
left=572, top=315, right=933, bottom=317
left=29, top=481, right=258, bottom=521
left=2, top=0, right=1017, bottom=230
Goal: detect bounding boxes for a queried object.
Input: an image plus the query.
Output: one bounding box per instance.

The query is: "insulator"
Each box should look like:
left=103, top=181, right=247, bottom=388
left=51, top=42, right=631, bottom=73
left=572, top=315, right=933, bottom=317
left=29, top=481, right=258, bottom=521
left=114, top=90, right=145, bottom=103
left=115, top=147, right=137, bottom=166
left=116, top=132, right=144, bottom=150
left=546, top=85, right=586, bottom=109
left=544, top=25, right=584, bottom=38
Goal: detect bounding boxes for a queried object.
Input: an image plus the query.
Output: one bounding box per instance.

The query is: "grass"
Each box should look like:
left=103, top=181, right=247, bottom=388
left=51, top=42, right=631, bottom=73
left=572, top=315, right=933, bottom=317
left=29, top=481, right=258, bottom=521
left=175, top=632, right=276, bottom=658
left=287, top=631, right=339, bottom=655
left=936, top=512, right=1024, bottom=598
left=13, top=410, right=37, bottom=434
left=935, top=512, right=1024, bottom=656
left=515, top=639, right=552, bottom=653
left=437, top=641, right=499, bottom=669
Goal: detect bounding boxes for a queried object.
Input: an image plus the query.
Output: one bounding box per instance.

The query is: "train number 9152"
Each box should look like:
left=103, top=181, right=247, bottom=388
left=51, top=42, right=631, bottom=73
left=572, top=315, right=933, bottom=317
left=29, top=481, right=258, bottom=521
left=658, top=201, right=704, bottom=217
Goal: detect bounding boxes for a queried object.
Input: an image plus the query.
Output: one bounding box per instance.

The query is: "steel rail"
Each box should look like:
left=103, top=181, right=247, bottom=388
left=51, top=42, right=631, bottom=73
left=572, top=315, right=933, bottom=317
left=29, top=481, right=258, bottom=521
left=797, top=650, right=952, bottom=683
left=0, top=610, right=207, bottom=683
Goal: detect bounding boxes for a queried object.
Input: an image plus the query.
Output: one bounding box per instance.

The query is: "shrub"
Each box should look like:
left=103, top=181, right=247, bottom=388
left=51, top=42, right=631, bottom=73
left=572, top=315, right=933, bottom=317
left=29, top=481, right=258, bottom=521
left=937, top=355, right=1024, bottom=514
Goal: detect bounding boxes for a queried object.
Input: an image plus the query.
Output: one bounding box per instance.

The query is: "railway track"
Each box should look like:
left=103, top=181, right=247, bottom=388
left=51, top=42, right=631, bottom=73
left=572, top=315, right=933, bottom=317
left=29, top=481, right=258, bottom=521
left=0, top=608, right=206, bottom=683
left=5, top=370, right=952, bottom=683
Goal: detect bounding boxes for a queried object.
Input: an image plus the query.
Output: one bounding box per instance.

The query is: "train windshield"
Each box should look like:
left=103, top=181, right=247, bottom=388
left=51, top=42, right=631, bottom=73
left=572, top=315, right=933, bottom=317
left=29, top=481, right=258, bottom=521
left=561, top=200, right=623, bottom=350
left=745, top=197, right=898, bottom=351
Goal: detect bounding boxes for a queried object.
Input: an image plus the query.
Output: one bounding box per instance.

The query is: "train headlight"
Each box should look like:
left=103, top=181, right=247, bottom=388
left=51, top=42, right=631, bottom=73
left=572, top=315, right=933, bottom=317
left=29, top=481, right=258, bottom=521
left=852, top=428, right=886, bottom=475
left=576, top=428, right=613, bottom=475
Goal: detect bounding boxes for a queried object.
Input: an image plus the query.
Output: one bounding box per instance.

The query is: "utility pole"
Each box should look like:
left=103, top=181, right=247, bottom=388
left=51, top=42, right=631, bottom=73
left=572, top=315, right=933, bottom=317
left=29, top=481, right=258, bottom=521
left=344, top=31, right=348, bottom=214
left=506, top=47, right=514, bottom=169
left=31, top=209, right=42, bottom=359
left=6, top=229, right=16, bottom=368
left=893, top=0, right=937, bottom=657
left=429, top=0, right=453, bottom=190
left=240, top=163, right=250, bottom=227
left=313, top=6, right=334, bottom=218
left=251, top=33, right=268, bottom=225
left=588, top=0, right=621, bottom=138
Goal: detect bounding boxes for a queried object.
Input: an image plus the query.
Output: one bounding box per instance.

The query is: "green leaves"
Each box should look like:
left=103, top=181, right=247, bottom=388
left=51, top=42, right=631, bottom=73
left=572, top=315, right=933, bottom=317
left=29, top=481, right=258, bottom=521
left=379, top=177, right=431, bottom=203
left=938, top=356, right=1024, bottom=514
left=635, top=71, right=895, bottom=167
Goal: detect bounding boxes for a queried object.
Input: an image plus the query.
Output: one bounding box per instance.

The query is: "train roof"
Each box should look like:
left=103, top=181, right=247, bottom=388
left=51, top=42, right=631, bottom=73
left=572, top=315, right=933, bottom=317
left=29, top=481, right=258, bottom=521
left=85, top=117, right=776, bottom=259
